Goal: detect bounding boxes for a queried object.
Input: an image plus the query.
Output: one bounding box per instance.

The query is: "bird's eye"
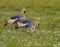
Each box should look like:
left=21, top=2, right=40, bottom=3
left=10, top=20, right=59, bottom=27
left=36, top=24, right=39, bottom=27
left=38, top=24, right=39, bottom=26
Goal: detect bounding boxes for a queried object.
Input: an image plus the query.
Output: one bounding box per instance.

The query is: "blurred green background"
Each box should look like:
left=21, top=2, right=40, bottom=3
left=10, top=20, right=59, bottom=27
left=0, top=0, right=60, bottom=47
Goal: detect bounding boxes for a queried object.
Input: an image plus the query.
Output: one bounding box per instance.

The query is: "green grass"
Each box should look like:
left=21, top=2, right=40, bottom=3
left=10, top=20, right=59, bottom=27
left=0, top=0, right=60, bottom=47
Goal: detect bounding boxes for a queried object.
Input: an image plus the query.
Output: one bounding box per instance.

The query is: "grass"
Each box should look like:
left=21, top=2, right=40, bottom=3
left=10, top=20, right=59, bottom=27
left=0, top=0, right=60, bottom=47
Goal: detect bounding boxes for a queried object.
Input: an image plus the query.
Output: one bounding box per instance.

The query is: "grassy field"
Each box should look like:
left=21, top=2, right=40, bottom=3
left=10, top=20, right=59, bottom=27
left=0, top=0, right=60, bottom=47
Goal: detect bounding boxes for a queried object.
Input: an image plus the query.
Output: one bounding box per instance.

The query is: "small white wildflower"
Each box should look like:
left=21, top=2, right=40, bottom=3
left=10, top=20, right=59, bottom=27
left=41, top=30, right=46, bottom=32
left=12, top=36, right=15, bottom=39
left=28, top=42, right=32, bottom=45
left=36, top=43, right=40, bottom=46
left=47, top=31, right=50, bottom=33
left=54, top=44, right=58, bottom=47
